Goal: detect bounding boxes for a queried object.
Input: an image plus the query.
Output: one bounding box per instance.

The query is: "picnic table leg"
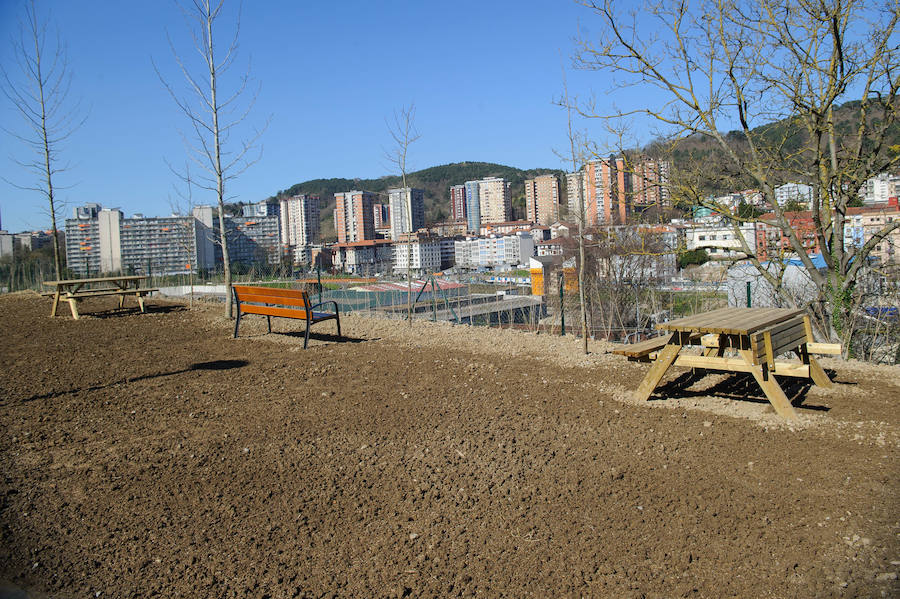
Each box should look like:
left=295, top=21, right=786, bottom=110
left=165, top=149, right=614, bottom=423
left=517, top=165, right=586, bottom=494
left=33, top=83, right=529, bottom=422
left=634, top=343, right=682, bottom=402
left=738, top=349, right=797, bottom=420
left=137, top=293, right=146, bottom=313
left=50, top=291, right=61, bottom=317
left=68, top=297, right=81, bottom=320
left=796, top=347, right=833, bottom=389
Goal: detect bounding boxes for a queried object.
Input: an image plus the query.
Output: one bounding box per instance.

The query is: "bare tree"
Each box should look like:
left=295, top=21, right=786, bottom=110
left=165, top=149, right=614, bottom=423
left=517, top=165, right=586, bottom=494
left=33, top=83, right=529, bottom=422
left=1, top=0, right=85, bottom=280
left=167, top=162, right=200, bottom=309
left=155, top=0, right=266, bottom=318
left=574, top=0, right=900, bottom=348
left=558, top=65, right=590, bottom=353
left=386, top=104, right=421, bottom=326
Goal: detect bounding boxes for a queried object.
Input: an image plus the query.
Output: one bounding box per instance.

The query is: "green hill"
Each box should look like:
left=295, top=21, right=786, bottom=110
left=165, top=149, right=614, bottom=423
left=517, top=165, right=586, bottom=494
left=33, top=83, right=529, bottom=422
left=645, top=100, right=900, bottom=199
left=266, top=162, right=565, bottom=241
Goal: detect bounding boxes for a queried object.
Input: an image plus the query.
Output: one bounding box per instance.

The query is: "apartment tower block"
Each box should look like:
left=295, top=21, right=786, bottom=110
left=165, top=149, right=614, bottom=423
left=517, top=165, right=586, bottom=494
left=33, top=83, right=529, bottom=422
left=334, top=191, right=378, bottom=244
left=525, top=174, right=560, bottom=225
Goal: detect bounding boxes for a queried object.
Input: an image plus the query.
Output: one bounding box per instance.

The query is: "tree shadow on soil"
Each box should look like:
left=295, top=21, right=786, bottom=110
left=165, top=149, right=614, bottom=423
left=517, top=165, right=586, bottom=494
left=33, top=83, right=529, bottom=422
left=652, top=368, right=839, bottom=412
left=15, top=359, right=249, bottom=403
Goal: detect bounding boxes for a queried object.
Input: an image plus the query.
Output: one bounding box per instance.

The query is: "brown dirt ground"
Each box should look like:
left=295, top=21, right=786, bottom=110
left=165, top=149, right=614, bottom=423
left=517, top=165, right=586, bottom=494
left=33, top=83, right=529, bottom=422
left=1, top=292, right=898, bottom=598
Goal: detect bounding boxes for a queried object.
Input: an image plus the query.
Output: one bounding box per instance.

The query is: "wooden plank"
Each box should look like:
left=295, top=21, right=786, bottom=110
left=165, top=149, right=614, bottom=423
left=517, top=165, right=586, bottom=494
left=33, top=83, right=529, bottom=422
left=701, top=334, right=719, bottom=347
left=43, top=275, right=147, bottom=286
left=233, top=285, right=310, bottom=300
left=732, top=309, right=804, bottom=334
left=673, top=354, right=810, bottom=378
left=806, top=342, right=842, bottom=355
left=66, top=288, right=158, bottom=299
left=239, top=303, right=337, bottom=323
left=240, top=304, right=310, bottom=320
left=236, top=292, right=310, bottom=309
left=751, top=317, right=806, bottom=362
left=611, top=334, right=672, bottom=358
left=771, top=328, right=808, bottom=355
left=803, top=315, right=815, bottom=343
left=660, top=307, right=804, bottom=336
left=634, top=342, right=682, bottom=402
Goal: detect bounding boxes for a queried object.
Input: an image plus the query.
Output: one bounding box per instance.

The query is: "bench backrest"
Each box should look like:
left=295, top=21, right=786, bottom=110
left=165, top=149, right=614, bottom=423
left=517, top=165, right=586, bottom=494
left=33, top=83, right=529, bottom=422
left=750, top=315, right=807, bottom=366
left=232, top=285, right=311, bottom=310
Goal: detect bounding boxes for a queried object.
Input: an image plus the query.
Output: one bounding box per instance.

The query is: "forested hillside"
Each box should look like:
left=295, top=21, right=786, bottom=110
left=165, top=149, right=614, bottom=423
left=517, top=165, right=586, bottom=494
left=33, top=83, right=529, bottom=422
left=232, top=101, right=899, bottom=240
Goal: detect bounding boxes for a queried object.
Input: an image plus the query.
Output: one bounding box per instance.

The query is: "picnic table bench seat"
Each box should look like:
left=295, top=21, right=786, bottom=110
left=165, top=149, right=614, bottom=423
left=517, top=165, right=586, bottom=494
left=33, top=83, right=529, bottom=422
left=232, top=284, right=341, bottom=349
left=611, top=333, right=701, bottom=361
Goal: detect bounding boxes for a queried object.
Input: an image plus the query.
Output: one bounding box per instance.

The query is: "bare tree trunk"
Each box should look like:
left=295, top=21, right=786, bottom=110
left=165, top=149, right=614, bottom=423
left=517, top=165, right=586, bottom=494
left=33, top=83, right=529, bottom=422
left=2, top=1, right=84, bottom=281
left=560, top=66, right=589, bottom=354
left=386, top=105, right=420, bottom=327
left=156, top=0, right=266, bottom=319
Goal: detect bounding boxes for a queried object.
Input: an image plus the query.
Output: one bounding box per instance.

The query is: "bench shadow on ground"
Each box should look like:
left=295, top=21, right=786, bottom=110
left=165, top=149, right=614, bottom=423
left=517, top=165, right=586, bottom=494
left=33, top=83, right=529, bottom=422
left=238, top=329, right=370, bottom=344
left=16, top=359, right=249, bottom=403
left=651, top=368, right=840, bottom=413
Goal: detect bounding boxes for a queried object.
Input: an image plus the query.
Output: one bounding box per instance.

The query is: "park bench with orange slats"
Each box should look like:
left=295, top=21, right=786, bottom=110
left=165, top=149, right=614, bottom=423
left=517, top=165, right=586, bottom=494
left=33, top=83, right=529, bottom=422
left=232, top=285, right=341, bottom=349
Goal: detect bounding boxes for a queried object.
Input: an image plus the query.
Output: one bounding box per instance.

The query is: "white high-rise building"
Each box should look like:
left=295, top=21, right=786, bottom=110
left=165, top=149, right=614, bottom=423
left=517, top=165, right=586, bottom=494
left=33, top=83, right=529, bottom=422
left=566, top=171, right=584, bottom=220
left=477, top=177, right=511, bottom=224
left=775, top=183, right=813, bottom=208
left=861, top=172, right=900, bottom=205
left=388, top=187, right=425, bottom=240
left=393, top=233, right=441, bottom=274
left=278, top=194, right=320, bottom=262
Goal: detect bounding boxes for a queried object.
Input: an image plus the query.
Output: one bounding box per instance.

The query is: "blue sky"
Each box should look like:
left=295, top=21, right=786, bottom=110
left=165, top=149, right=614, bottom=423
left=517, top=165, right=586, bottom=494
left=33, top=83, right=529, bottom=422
left=0, top=0, right=637, bottom=232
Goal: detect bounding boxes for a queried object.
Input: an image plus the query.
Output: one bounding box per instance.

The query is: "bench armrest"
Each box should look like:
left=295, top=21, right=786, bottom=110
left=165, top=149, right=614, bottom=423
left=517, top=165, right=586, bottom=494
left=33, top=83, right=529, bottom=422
left=309, top=300, right=339, bottom=314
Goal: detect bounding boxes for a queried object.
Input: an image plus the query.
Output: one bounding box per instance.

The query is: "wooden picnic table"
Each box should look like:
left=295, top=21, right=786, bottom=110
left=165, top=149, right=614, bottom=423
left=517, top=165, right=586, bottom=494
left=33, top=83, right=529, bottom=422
left=42, top=275, right=157, bottom=320
left=626, top=307, right=833, bottom=420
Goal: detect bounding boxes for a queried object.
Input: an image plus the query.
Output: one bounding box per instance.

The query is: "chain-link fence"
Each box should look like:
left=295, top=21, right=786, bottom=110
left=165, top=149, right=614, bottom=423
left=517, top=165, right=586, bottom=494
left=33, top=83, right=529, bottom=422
left=4, top=255, right=898, bottom=364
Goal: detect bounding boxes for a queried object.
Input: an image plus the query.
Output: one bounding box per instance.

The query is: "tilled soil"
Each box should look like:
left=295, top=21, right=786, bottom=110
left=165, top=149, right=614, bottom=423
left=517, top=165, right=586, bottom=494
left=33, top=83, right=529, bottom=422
left=1, top=292, right=898, bottom=598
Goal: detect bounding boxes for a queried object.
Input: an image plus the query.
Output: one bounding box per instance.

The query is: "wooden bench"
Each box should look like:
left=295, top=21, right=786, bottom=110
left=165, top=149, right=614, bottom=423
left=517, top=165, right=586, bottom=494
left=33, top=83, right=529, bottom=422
left=232, top=285, right=341, bottom=349
left=612, top=333, right=703, bottom=362
left=612, top=334, right=673, bottom=361
left=59, top=287, right=158, bottom=318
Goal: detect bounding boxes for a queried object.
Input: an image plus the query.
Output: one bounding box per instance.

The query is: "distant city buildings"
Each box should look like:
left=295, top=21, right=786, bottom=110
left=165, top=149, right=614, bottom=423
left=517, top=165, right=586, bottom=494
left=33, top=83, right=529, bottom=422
left=631, top=159, right=670, bottom=209
left=334, top=190, right=377, bottom=244
left=65, top=203, right=280, bottom=277
left=373, top=203, right=391, bottom=237
left=524, top=174, right=560, bottom=225
left=332, top=239, right=393, bottom=275
left=679, top=220, right=758, bottom=259
left=44, top=164, right=900, bottom=282
left=449, top=184, right=466, bottom=222
left=464, top=180, right=481, bottom=233
left=565, top=171, right=584, bottom=220
left=844, top=203, right=900, bottom=263
left=477, top=177, right=512, bottom=225
left=774, top=183, right=813, bottom=209
left=388, top=187, right=425, bottom=241
left=278, top=194, right=320, bottom=262
left=393, top=232, right=442, bottom=275
left=860, top=172, right=900, bottom=205
left=578, top=157, right=670, bottom=225
left=584, top=158, right=630, bottom=225
left=454, top=231, right=534, bottom=269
